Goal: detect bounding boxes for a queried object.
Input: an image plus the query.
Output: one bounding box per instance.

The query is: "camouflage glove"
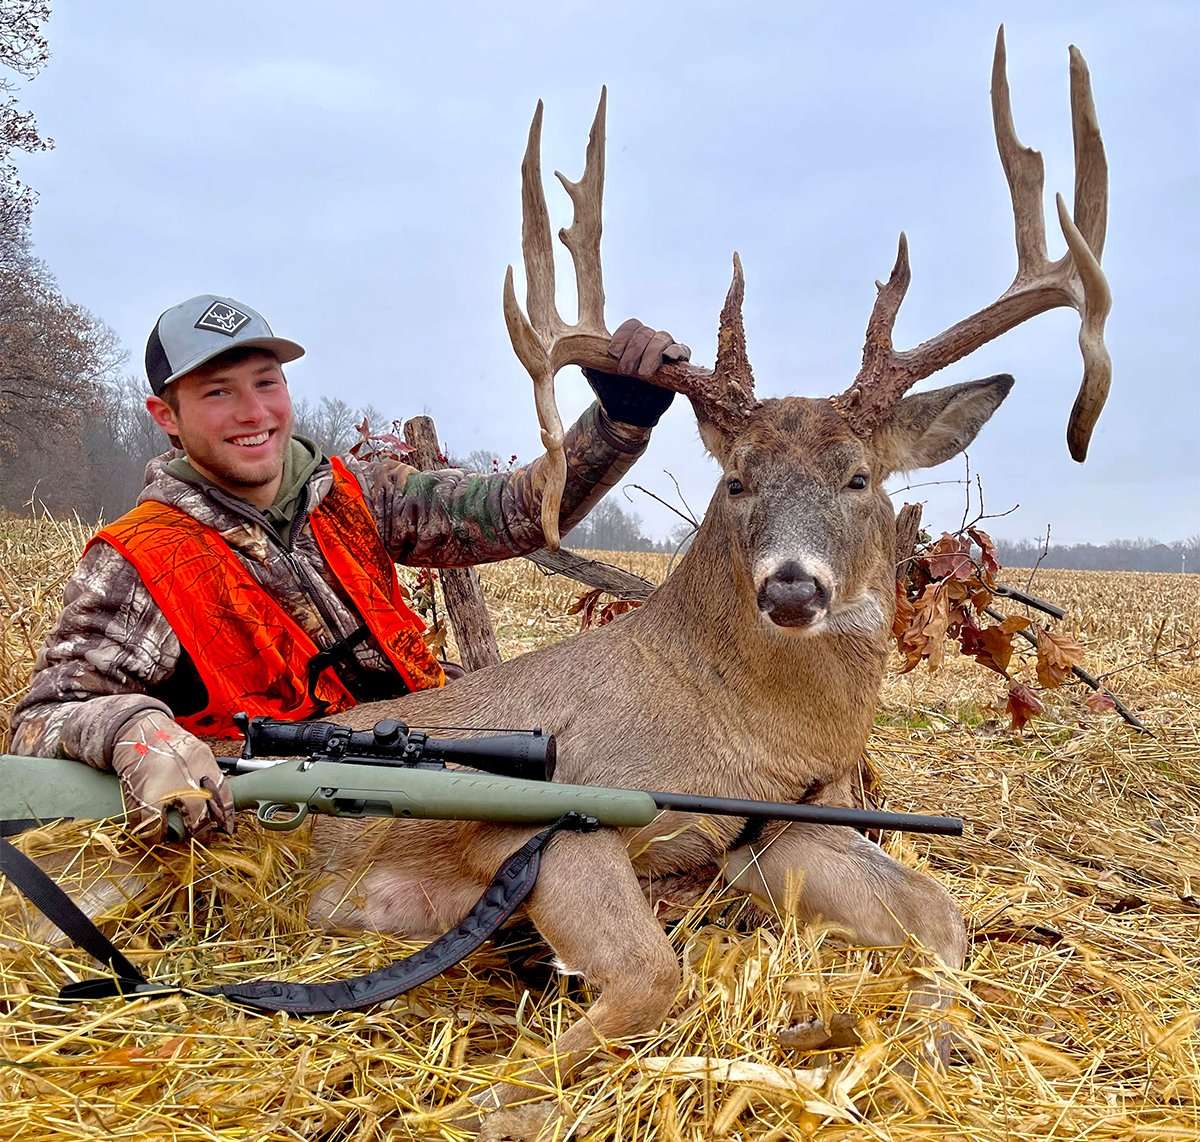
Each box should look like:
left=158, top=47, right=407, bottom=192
left=111, top=710, right=235, bottom=841
left=584, top=318, right=691, bottom=428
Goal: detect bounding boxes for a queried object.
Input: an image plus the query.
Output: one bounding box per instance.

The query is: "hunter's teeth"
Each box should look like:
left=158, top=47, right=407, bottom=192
left=233, top=433, right=269, bottom=447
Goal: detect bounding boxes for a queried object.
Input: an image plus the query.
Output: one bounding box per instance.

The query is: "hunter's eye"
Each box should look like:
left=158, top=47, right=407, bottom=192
left=846, top=472, right=869, bottom=491
left=726, top=477, right=744, bottom=496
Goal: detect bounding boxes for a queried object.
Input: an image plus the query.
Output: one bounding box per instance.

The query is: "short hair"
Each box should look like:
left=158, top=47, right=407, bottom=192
left=189, top=345, right=279, bottom=379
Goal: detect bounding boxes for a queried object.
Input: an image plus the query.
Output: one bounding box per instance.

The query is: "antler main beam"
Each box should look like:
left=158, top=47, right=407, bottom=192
left=834, top=26, right=1112, bottom=461
left=502, top=90, right=758, bottom=549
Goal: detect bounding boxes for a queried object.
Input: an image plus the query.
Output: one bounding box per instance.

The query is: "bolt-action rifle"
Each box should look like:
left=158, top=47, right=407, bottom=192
left=1, top=712, right=963, bottom=839
left=0, top=716, right=963, bottom=1015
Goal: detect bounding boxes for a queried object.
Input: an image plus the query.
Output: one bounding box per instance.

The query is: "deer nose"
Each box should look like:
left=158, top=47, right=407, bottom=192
left=757, top=562, right=829, bottom=627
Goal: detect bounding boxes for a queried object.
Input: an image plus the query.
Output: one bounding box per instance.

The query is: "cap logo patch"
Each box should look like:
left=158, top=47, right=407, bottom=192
left=195, top=302, right=252, bottom=337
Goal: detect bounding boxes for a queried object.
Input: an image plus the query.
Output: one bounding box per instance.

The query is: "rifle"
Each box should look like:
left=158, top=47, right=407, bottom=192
left=1, top=712, right=963, bottom=838
left=0, top=715, right=963, bottom=1015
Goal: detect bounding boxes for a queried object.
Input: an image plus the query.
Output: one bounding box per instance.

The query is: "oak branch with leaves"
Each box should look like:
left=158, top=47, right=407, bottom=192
left=894, top=527, right=1093, bottom=730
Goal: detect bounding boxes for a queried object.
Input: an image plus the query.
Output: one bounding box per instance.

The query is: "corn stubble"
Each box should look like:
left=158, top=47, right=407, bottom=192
left=1, top=514, right=1198, bottom=1140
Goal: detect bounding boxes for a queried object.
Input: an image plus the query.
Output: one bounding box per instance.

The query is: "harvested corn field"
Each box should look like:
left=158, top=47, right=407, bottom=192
left=2, top=512, right=1199, bottom=1140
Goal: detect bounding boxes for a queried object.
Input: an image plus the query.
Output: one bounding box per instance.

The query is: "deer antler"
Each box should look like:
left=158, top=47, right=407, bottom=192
left=833, top=26, right=1112, bottom=461
left=502, top=91, right=758, bottom=549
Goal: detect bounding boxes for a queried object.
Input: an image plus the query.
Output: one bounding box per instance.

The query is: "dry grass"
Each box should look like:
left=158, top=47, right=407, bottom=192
left=2, top=513, right=1199, bottom=1140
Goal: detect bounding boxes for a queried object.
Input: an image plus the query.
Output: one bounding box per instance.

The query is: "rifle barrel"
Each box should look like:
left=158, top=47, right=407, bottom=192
left=648, top=791, right=963, bottom=837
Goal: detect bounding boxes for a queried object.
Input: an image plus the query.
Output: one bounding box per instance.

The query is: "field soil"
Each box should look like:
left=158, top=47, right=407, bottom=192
left=1, top=515, right=1198, bottom=1140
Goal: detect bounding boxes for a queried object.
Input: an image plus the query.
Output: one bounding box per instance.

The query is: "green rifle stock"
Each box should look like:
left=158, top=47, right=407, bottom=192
left=0, top=754, right=659, bottom=835
left=0, top=753, right=963, bottom=838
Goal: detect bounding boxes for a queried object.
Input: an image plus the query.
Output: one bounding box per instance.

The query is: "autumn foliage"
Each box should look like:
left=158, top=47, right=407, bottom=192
left=567, top=588, right=640, bottom=630
left=895, top=527, right=1086, bottom=729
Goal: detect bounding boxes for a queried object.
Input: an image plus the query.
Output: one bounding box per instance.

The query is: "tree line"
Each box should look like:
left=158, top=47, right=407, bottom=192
left=995, top=537, right=1200, bottom=575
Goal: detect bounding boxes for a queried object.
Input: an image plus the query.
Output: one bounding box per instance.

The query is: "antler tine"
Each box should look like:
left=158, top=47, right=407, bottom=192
left=834, top=25, right=1113, bottom=462
left=1058, top=191, right=1112, bottom=460
left=993, top=26, right=1049, bottom=275
left=1070, top=45, right=1107, bottom=262
left=502, top=98, right=568, bottom=550
left=554, top=87, right=606, bottom=340
left=714, top=252, right=756, bottom=399
left=501, top=91, right=617, bottom=550
left=836, top=233, right=911, bottom=416
left=520, top=101, right=561, bottom=335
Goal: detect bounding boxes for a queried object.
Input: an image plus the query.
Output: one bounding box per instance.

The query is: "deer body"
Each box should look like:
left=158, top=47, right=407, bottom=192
left=308, top=397, right=985, bottom=1097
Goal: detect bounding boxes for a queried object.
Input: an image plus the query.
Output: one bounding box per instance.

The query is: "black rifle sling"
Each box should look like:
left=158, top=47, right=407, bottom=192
left=0, top=834, right=149, bottom=987
left=10, top=815, right=591, bottom=1014
left=206, top=815, right=582, bottom=1013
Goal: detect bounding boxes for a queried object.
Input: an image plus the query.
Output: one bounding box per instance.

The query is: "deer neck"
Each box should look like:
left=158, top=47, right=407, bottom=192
left=635, top=511, right=889, bottom=763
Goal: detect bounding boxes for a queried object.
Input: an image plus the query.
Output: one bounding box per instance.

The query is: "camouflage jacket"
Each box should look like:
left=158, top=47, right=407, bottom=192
left=11, top=402, right=649, bottom=768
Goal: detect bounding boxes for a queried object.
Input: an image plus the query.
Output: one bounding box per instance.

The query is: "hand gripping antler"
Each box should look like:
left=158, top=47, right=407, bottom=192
left=502, top=90, right=757, bottom=549
left=833, top=26, right=1112, bottom=461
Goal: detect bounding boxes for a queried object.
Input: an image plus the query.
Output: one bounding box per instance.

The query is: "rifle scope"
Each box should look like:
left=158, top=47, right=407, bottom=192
left=235, top=714, right=556, bottom=783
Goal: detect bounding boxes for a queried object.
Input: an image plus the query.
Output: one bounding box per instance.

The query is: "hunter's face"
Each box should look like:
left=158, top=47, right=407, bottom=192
left=149, top=351, right=294, bottom=506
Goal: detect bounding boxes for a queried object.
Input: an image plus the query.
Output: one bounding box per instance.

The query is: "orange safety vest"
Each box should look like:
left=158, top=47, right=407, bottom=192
left=89, top=457, right=444, bottom=738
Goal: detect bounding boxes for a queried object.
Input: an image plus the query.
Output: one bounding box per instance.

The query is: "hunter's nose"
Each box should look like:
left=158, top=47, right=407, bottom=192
left=757, top=561, right=829, bottom=627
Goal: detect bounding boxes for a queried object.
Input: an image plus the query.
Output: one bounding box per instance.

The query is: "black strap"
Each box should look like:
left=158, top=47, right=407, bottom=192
left=1, top=820, right=40, bottom=838
left=729, top=816, right=765, bottom=852
left=0, top=834, right=148, bottom=988
left=306, top=625, right=373, bottom=712
left=49, top=814, right=592, bottom=1013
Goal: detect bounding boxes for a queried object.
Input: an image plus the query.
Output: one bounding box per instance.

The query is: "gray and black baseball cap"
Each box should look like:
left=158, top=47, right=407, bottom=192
left=145, top=294, right=305, bottom=395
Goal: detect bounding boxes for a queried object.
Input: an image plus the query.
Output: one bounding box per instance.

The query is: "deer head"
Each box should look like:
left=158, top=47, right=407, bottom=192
left=690, top=378, right=1013, bottom=637
left=504, top=28, right=1109, bottom=589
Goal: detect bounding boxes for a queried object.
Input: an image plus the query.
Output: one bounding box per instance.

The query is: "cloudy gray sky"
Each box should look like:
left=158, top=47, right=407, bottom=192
left=15, top=1, right=1199, bottom=544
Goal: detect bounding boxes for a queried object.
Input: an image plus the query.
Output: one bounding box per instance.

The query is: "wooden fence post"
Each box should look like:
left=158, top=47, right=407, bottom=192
left=894, top=502, right=923, bottom=582
left=402, top=416, right=502, bottom=672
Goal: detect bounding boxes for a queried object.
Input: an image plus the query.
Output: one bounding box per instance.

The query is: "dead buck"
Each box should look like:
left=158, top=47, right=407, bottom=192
left=309, top=26, right=1109, bottom=1099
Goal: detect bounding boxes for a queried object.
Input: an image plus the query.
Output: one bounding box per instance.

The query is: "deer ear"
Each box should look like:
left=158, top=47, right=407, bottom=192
left=874, top=374, right=1014, bottom=474
left=697, top=416, right=731, bottom=464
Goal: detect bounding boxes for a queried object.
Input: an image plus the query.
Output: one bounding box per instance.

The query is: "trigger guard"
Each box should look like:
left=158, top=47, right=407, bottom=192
left=256, top=802, right=309, bottom=831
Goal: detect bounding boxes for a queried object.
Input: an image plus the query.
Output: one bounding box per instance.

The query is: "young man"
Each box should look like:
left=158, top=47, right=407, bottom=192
left=12, top=294, right=687, bottom=840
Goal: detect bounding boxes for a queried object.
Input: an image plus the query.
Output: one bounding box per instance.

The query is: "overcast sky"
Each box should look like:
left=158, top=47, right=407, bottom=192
left=15, top=1, right=1199, bottom=543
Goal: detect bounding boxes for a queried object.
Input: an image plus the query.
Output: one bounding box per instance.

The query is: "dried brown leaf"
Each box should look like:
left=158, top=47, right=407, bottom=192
left=1036, top=628, right=1085, bottom=689
left=1085, top=690, right=1118, bottom=714
left=1006, top=682, right=1044, bottom=730
left=971, top=625, right=1014, bottom=676
left=927, top=533, right=974, bottom=580
left=968, top=526, right=1001, bottom=585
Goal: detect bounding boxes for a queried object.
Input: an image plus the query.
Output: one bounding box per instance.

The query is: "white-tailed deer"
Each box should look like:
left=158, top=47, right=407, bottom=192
left=309, top=26, right=1109, bottom=1100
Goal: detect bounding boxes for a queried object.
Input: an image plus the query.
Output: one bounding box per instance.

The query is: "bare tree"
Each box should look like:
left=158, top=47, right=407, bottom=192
left=292, top=395, right=360, bottom=455
left=0, top=0, right=52, bottom=266
left=0, top=252, right=125, bottom=512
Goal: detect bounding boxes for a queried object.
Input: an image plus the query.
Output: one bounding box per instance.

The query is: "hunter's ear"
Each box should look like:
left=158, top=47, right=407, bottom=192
left=146, top=394, right=180, bottom=436
left=874, top=374, right=1014, bottom=474
left=697, top=416, right=731, bottom=464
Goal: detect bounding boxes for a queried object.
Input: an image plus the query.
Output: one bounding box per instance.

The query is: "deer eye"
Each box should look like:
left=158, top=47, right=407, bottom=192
left=726, top=477, right=744, bottom=496
left=846, top=472, right=869, bottom=491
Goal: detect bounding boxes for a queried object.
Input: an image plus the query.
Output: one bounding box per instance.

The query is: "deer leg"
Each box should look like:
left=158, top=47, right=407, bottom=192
left=722, top=822, right=966, bottom=1020
left=307, top=819, right=500, bottom=940
left=473, top=827, right=680, bottom=1114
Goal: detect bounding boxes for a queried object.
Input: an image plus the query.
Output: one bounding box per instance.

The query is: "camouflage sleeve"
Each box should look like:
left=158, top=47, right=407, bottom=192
left=9, top=542, right=177, bottom=769
left=349, top=401, right=652, bottom=566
